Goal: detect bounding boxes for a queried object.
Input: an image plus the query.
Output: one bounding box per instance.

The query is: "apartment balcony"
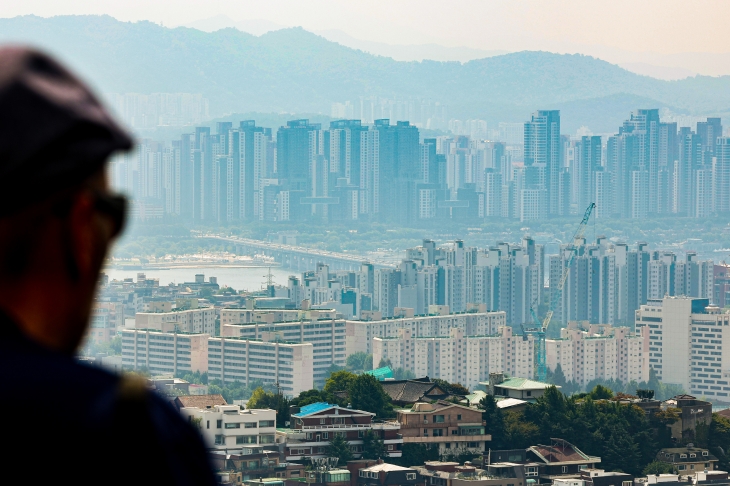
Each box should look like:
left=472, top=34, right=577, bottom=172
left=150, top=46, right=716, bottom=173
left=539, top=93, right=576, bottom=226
left=402, top=434, right=491, bottom=444
left=299, top=422, right=399, bottom=431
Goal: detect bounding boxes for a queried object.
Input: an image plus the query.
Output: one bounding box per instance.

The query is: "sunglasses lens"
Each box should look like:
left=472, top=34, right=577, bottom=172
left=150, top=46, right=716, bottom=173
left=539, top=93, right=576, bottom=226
left=96, top=194, right=127, bottom=237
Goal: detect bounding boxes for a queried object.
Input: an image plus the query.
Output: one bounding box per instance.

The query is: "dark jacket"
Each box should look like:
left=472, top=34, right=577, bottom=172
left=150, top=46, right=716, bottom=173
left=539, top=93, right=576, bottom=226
left=0, top=312, right=216, bottom=485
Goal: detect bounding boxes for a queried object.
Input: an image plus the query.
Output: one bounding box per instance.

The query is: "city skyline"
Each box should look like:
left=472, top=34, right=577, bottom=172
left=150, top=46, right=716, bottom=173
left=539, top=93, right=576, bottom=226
left=111, top=107, right=729, bottom=227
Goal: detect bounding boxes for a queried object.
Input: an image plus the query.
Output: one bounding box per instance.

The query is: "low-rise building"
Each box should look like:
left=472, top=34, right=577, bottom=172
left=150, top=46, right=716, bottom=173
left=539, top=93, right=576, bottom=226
left=355, top=462, right=422, bottom=486
left=661, top=395, right=712, bottom=441
left=395, top=401, right=490, bottom=456
left=526, top=439, right=601, bottom=482
left=180, top=405, right=277, bottom=454
left=278, top=402, right=403, bottom=462
left=121, top=329, right=209, bottom=375
left=483, top=373, right=556, bottom=402
left=656, top=447, right=719, bottom=474
left=414, top=461, right=526, bottom=486
left=209, top=450, right=302, bottom=482
left=380, top=379, right=450, bottom=407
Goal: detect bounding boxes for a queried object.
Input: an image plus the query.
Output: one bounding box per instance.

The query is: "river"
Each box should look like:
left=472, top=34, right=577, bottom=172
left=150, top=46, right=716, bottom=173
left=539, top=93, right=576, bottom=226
left=103, top=265, right=296, bottom=292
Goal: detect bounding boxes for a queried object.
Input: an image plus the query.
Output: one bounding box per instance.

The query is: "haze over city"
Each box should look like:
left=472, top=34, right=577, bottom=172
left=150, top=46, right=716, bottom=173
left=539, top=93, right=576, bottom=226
left=4, top=1, right=730, bottom=484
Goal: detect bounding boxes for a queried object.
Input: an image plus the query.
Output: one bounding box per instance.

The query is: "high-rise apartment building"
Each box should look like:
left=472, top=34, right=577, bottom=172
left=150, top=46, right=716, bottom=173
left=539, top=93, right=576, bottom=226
left=524, top=110, right=561, bottom=216
left=635, top=297, right=730, bottom=399
left=373, top=326, right=534, bottom=390
left=546, top=322, right=649, bottom=388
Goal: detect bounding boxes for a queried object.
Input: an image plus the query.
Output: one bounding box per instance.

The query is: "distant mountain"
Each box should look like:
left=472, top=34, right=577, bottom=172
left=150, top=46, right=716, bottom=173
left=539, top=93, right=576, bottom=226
left=314, top=29, right=508, bottom=63
left=0, top=15, right=728, bottom=132
left=183, top=14, right=286, bottom=36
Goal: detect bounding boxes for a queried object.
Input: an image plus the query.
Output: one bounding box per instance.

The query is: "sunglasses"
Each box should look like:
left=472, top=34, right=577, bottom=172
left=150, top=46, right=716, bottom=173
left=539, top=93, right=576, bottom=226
left=51, top=189, right=127, bottom=238
left=92, top=191, right=127, bottom=238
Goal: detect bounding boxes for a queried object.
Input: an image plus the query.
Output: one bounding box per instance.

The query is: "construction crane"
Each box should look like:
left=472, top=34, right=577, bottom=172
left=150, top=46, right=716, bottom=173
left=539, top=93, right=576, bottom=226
left=528, top=202, right=596, bottom=382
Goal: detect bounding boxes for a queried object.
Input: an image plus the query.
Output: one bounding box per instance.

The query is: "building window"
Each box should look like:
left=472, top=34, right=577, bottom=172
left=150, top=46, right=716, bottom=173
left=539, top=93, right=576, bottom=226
left=406, top=473, right=417, bottom=480
left=434, top=415, right=445, bottom=423
left=206, top=420, right=210, bottom=429
left=562, top=466, right=568, bottom=473
left=320, top=418, right=326, bottom=424
left=678, top=466, right=686, bottom=471
left=445, top=443, right=451, bottom=449
left=215, top=435, right=225, bottom=445
left=236, top=435, right=257, bottom=444
left=225, top=423, right=240, bottom=429
left=623, top=482, right=633, bottom=486
left=323, top=432, right=328, bottom=439
left=433, top=429, right=443, bottom=437
left=260, top=420, right=275, bottom=428
left=216, top=420, right=222, bottom=428
left=457, top=415, right=462, bottom=420
left=388, top=445, right=394, bottom=451
left=690, top=454, right=697, bottom=458
left=680, top=454, right=687, bottom=459
left=245, top=422, right=257, bottom=428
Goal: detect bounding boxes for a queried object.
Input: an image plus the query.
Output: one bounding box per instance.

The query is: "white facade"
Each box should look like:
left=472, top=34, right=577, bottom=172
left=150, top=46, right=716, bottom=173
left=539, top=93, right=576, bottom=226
left=121, top=329, right=209, bottom=375
left=134, top=307, right=216, bottom=334
left=545, top=323, right=649, bottom=388
left=636, top=296, right=730, bottom=399
left=208, top=337, right=313, bottom=397
left=221, top=319, right=346, bottom=384
left=373, top=326, right=534, bottom=390
left=181, top=405, right=277, bottom=453
left=346, top=311, right=507, bottom=356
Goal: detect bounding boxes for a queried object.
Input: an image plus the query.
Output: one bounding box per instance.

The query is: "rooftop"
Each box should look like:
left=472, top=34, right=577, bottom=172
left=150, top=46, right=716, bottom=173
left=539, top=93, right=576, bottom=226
left=362, top=463, right=413, bottom=473
left=529, top=439, right=600, bottom=464
left=176, top=394, right=227, bottom=409
left=483, top=378, right=557, bottom=391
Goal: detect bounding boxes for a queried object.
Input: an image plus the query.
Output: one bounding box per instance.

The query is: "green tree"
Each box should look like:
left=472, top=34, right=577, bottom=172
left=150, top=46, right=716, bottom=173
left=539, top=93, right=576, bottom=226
left=346, top=352, right=373, bottom=372
left=642, top=461, right=674, bottom=475
left=108, top=335, right=122, bottom=355
left=378, top=358, right=393, bottom=369
left=588, top=385, right=614, bottom=400
left=551, top=363, right=567, bottom=389
left=348, top=373, right=393, bottom=419
left=361, top=430, right=388, bottom=459
left=433, top=378, right=470, bottom=396
left=327, top=434, right=354, bottom=465
left=479, top=394, right=506, bottom=448
left=246, top=387, right=291, bottom=427
left=324, top=370, right=358, bottom=403
left=602, top=424, right=641, bottom=473
left=709, top=414, right=730, bottom=471
left=291, top=389, right=328, bottom=408
left=398, top=444, right=439, bottom=467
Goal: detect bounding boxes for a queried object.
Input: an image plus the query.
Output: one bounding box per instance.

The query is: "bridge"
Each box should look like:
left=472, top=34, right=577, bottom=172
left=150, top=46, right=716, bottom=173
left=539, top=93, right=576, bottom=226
left=201, top=234, right=396, bottom=272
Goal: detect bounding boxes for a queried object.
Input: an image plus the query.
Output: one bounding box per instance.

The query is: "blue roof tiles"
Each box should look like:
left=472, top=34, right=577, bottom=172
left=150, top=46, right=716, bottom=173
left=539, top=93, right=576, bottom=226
left=292, top=402, right=334, bottom=418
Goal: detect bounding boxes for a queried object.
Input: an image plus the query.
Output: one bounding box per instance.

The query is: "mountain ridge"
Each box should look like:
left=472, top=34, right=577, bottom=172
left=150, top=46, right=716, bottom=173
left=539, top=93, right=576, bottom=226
left=0, top=15, right=727, bottom=132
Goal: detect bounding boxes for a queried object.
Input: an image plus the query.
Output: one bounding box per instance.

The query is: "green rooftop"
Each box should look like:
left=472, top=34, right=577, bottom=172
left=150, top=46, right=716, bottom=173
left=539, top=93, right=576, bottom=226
left=364, top=366, right=393, bottom=380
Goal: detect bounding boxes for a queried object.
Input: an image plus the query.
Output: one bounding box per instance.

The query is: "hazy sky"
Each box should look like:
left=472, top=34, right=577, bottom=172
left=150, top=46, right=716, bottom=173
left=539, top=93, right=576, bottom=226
left=4, top=0, right=730, bottom=56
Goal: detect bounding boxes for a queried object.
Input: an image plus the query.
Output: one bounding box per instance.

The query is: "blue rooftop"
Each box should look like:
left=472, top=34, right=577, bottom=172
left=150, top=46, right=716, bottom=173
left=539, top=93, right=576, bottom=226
left=292, top=402, right=334, bottom=418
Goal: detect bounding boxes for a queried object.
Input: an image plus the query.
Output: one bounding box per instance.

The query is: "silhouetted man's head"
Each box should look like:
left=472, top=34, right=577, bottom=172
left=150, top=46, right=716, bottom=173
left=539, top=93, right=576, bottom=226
left=0, top=47, right=132, bottom=353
